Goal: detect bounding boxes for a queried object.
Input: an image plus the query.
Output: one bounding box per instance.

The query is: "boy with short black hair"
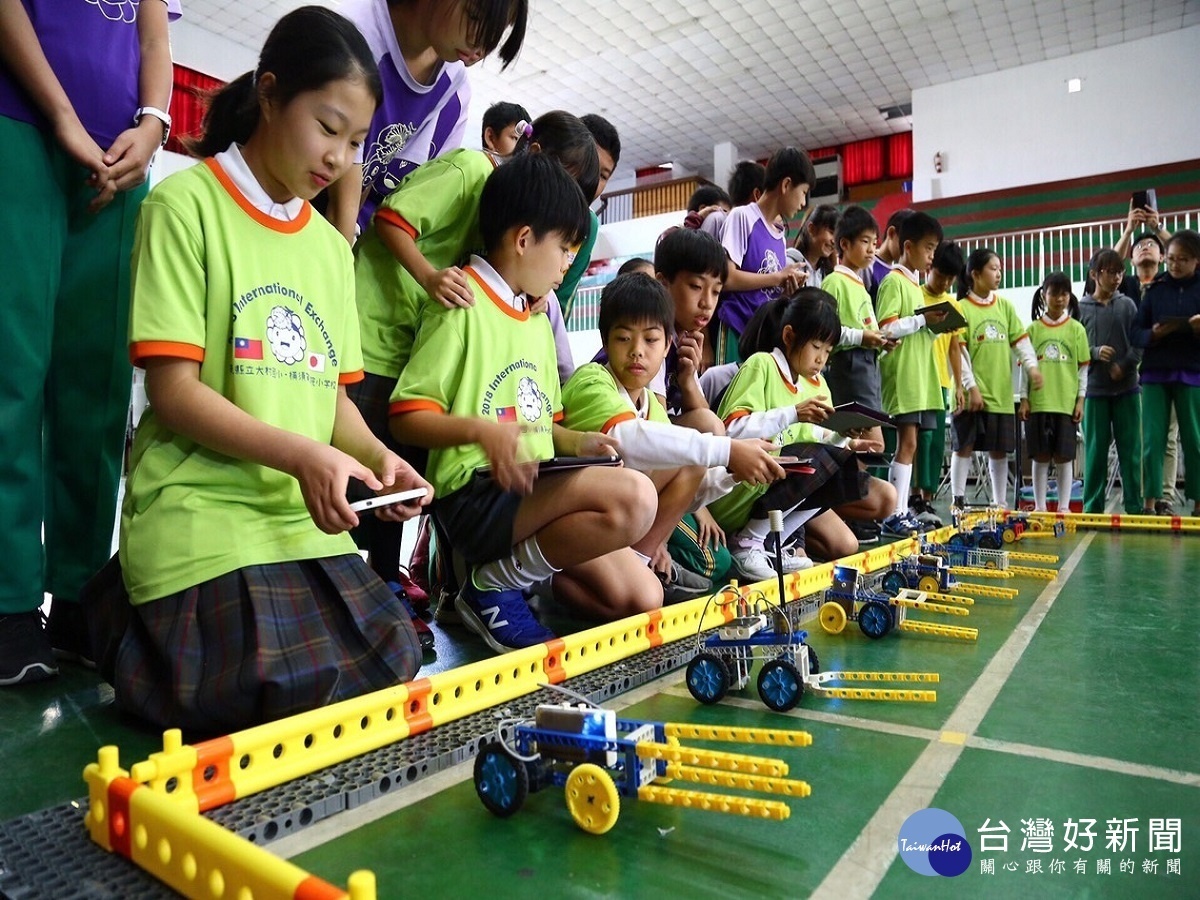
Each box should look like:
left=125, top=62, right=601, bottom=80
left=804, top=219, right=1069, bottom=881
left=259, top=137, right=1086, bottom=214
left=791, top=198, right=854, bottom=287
left=1079, top=249, right=1143, bottom=514
left=715, top=146, right=814, bottom=363
left=481, top=100, right=530, bottom=157
left=683, top=183, right=731, bottom=231
left=558, top=113, right=621, bottom=316
left=562, top=274, right=783, bottom=594
left=1020, top=272, right=1089, bottom=512
left=868, top=208, right=914, bottom=304
left=390, top=154, right=660, bottom=653
left=876, top=211, right=950, bottom=535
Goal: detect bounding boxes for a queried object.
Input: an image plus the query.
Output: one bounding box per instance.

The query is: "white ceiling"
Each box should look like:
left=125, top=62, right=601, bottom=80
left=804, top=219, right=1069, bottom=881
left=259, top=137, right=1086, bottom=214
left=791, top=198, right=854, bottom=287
left=179, top=0, right=1199, bottom=180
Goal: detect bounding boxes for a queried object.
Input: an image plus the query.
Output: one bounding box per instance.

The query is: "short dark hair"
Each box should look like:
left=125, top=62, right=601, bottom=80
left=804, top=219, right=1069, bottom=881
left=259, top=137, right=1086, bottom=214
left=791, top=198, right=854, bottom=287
left=654, top=228, right=728, bottom=282
left=581, top=113, right=620, bottom=166
left=478, top=153, right=590, bottom=253
left=835, top=205, right=878, bottom=248
left=885, top=209, right=915, bottom=234
left=728, top=160, right=766, bottom=206
left=481, top=101, right=529, bottom=143
left=687, top=183, right=730, bottom=212
left=763, top=146, right=816, bottom=192
left=898, top=211, right=943, bottom=248
left=1167, top=229, right=1200, bottom=261
left=598, top=273, right=674, bottom=342
left=780, top=288, right=842, bottom=349
left=617, top=257, right=653, bottom=276
left=931, top=240, right=964, bottom=278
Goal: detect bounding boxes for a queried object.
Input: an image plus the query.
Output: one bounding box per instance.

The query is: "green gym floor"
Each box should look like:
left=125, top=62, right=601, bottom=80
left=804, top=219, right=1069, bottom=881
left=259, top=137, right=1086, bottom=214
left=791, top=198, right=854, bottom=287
left=2, top=528, right=1197, bottom=898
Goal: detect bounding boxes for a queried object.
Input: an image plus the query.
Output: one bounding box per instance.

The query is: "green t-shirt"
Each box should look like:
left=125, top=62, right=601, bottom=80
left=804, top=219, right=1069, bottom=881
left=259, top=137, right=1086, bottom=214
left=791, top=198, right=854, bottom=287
left=708, top=351, right=825, bottom=531
left=1026, top=317, right=1089, bottom=414
left=390, top=265, right=561, bottom=496
left=354, top=148, right=497, bottom=379
left=960, top=294, right=1027, bottom=413
left=560, top=362, right=670, bottom=434
left=877, top=269, right=943, bottom=415
left=122, top=158, right=363, bottom=604
left=824, top=267, right=877, bottom=354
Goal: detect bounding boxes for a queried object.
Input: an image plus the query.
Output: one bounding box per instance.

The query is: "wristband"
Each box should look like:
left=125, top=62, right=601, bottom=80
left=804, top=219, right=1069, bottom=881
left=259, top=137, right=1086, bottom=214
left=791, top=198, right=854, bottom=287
left=134, top=106, right=172, bottom=146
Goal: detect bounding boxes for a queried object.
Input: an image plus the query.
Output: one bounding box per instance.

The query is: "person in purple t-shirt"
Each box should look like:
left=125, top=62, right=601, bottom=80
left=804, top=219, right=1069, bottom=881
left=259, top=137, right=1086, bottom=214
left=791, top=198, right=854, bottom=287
left=327, top=0, right=530, bottom=243
left=0, top=0, right=178, bottom=686
left=715, top=147, right=814, bottom=364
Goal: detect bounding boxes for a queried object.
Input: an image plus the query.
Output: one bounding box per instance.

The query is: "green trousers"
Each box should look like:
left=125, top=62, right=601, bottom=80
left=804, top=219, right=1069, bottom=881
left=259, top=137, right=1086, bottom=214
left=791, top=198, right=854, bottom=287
left=915, top=389, right=950, bottom=493
left=668, top=514, right=734, bottom=587
left=0, top=117, right=146, bottom=613
left=1142, top=382, right=1200, bottom=503
left=1082, top=392, right=1142, bottom=514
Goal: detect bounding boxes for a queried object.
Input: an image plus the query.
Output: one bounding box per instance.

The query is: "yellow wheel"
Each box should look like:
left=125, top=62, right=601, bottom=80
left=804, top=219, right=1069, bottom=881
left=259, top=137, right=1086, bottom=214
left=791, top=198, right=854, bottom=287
left=1002, top=527, right=1017, bottom=544
left=984, top=559, right=998, bottom=569
left=1029, top=520, right=1045, bottom=532
left=819, top=601, right=848, bottom=634
left=565, top=764, right=620, bottom=834
left=918, top=575, right=941, bottom=594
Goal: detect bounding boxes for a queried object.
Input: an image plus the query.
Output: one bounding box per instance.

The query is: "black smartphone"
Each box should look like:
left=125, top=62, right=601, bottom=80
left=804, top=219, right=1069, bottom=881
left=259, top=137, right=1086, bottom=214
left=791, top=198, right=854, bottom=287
left=1131, top=189, right=1157, bottom=211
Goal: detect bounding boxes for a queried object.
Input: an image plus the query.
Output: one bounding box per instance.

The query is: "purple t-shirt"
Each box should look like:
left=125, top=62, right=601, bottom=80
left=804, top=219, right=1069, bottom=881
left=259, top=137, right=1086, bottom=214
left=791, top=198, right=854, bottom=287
left=342, top=0, right=470, bottom=231
left=717, top=203, right=786, bottom=335
left=0, top=0, right=181, bottom=147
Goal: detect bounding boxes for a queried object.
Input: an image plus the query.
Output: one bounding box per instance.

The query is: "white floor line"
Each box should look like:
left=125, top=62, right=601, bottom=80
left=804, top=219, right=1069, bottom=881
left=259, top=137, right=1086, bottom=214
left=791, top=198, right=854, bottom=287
left=809, top=531, right=1095, bottom=900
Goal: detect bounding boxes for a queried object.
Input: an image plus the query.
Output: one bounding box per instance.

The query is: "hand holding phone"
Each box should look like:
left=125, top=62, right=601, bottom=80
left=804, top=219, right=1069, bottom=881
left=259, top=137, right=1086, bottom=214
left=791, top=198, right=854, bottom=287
left=349, top=487, right=429, bottom=513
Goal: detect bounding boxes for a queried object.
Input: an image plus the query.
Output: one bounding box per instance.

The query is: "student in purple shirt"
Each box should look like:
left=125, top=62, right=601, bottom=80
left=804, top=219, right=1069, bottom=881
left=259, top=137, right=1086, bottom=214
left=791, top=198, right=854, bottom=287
left=0, top=0, right=178, bottom=685
left=327, top=0, right=530, bottom=242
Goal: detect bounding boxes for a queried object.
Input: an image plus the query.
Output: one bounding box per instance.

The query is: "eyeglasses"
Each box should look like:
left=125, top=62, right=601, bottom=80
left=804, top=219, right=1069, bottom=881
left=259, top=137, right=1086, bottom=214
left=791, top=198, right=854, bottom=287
left=1135, top=240, right=1160, bottom=249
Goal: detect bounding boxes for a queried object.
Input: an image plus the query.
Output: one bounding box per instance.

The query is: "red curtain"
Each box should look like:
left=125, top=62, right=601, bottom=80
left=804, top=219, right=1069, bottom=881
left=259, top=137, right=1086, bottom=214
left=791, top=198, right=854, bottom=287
left=167, top=65, right=224, bottom=155
left=842, top=137, right=884, bottom=186
left=886, top=132, right=913, bottom=179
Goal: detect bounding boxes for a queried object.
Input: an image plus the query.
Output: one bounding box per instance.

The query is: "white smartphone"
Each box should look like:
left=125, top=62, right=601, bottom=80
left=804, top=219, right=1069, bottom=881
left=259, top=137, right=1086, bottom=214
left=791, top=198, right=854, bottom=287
left=349, top=487, right=429, bottom=513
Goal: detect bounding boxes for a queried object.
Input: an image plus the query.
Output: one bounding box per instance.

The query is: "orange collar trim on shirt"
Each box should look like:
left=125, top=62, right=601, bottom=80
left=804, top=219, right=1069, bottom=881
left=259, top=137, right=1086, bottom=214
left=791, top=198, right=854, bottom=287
left=1040, top=314, right=1071, bottom=327
left=463, top=265, right=529, bottom=321
left=204, top=158, right=311, bottom=234
left=770, top=352, right=799, bottom=395
left=889, top=264, right=920, bottom=286
left=966, top=291, right=997, bottom=307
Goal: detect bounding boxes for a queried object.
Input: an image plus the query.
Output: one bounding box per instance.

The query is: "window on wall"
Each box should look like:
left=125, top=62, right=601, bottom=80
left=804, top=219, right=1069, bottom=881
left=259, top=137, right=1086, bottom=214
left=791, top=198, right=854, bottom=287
left=167, top=65, right=224, bottom=155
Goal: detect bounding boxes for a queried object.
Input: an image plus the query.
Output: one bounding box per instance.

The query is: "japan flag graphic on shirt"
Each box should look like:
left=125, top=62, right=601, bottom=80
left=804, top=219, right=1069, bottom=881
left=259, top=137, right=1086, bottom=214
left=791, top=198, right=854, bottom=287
left=307, top=353, right=326, bottom=372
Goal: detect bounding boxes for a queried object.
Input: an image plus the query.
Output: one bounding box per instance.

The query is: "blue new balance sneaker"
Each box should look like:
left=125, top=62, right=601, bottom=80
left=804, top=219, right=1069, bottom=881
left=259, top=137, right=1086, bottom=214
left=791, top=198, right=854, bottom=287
left=881, top=512, right=923, bottom=537
left=455, top=580, right=556, bottom=653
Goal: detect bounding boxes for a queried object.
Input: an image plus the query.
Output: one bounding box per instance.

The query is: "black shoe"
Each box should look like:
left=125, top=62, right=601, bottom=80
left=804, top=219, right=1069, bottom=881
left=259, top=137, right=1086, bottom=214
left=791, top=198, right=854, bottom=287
left=44, top=599, right=96, bottom=669
left=848, top=519, right=881, bottom=545
left=1154, top=500, right=1175, bottom=517
left=0, top=611, right=58, bottom=686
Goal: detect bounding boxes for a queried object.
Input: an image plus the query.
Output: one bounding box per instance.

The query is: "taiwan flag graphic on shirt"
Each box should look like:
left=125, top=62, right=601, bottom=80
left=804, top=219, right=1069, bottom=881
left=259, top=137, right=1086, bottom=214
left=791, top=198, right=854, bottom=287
left=234, top=337, right=263, bottom=359
left=496, top=407, right=517, bottom=422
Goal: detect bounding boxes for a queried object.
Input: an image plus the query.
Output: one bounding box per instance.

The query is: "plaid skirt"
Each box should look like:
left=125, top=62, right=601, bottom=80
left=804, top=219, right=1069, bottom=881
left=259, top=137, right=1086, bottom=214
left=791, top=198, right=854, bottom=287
left=85, top=554, right=421, bottom=736
left=748, top=442, right=866, bottom=519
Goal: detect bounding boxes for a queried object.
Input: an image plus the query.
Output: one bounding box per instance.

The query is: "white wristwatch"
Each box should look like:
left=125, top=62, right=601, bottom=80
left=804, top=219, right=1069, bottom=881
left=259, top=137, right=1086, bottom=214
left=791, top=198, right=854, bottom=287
left=134, top=106, right=172, bottom=146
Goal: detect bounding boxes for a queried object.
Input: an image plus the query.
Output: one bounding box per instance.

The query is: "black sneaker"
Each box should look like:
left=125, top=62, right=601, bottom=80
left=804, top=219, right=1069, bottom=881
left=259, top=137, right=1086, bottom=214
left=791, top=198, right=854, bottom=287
left=1154, top=500, right=1175, bottom=517
left=847, top=519, right=881, bottom=545
left=0, top=611, right=58, bottom=686
left=44, top=599, right=96, bottom=668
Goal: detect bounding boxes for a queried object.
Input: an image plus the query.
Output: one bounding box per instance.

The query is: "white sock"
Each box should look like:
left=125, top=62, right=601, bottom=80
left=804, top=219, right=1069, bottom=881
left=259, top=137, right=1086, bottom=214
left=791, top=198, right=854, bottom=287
left=950, top=454, right=971, bottom=499
left=473, top=537, right=560, bottom=592
left=781, top=506, right=820, bottom=536
left=988, top=456, right=1009, bottom=507
left=1032, top=460, right=1050, bottom=511
left=1056, top=461, right=1074, bottom=511
left=736, top=517, right=771, bottom=549
left=889, top=461, right=912, bottom=517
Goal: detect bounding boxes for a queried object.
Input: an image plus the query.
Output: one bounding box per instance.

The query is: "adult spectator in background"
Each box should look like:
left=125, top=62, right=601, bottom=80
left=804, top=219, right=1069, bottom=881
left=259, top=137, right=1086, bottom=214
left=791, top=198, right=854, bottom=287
left=558, top=113, right=620, bottom=319
left=786, top=204, right=839, bottom=289
left=481, top=100, right=529, bottom=157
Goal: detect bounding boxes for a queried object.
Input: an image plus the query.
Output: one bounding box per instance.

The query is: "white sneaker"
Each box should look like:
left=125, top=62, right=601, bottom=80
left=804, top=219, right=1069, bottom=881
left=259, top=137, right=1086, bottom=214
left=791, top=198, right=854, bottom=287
left=781, top=547, right=814, bottom=571
left=732, top=546, right=777, bottom=582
